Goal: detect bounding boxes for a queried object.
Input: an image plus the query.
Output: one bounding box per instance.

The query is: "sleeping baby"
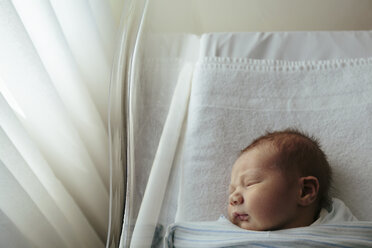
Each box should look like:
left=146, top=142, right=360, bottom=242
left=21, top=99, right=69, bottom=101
left=165, top=129, right=371, bottom=247
left=228, top=128, right=355, bottom=230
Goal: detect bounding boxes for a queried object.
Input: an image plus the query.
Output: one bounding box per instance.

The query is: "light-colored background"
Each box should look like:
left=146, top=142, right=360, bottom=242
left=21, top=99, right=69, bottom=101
left=145, top=0, right=372, bottom=33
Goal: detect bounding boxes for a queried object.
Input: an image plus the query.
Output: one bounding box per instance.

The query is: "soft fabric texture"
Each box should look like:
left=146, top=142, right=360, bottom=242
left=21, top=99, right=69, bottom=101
left=312, top=198, right=357, bottom=225
left=200, top=31, right=372, bottom=60
left=175, top=56, right=372, bottom=222
left=165, top=198, right=371, bottom=248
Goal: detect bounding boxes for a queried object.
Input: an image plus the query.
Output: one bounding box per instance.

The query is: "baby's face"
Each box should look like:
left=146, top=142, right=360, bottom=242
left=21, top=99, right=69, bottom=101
left=228, top=147, right=300, bottom=231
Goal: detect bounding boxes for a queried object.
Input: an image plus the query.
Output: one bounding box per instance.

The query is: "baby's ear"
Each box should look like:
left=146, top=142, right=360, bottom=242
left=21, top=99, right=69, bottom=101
left=297, top=176, right=319, bottom=206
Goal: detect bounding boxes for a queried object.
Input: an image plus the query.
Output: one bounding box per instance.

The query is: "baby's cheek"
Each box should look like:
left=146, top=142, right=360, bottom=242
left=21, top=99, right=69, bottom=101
left=249, top=189, right=281, bottom=218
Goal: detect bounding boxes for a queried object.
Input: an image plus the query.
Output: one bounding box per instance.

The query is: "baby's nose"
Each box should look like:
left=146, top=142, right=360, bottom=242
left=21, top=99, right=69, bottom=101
left=230, top=193, right=244, bottom=205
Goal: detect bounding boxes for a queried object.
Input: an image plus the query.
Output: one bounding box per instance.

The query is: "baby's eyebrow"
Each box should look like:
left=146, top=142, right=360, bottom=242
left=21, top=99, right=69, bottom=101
left=239, top=170, right=262, bottom=179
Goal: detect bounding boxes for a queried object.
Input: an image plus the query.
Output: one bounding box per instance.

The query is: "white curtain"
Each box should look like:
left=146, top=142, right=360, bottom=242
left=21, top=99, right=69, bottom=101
left=0, top=0, right=120, bottom=247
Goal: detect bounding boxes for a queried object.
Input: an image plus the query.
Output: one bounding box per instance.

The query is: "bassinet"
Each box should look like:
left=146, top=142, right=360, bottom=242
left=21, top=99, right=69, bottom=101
left=107, top=1, right=372, bottom=247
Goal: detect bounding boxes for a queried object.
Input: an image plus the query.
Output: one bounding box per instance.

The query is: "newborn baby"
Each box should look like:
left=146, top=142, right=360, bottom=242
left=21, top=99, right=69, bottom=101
left=165, top=128, right=365, bottom=248
left=228, top=129, right=332, bottom=231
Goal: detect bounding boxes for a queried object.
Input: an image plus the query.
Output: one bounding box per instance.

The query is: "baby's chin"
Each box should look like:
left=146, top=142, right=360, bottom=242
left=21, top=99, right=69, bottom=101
left=236, top=222, right=262, bottom=231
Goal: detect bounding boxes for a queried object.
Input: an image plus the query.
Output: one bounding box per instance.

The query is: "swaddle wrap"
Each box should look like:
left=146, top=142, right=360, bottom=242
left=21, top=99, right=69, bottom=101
left=166, top=198, right=371, bottom=248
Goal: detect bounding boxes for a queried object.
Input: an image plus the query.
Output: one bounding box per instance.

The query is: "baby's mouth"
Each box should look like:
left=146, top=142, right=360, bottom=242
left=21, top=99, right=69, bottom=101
left=233, top=212, right=249, bottom=221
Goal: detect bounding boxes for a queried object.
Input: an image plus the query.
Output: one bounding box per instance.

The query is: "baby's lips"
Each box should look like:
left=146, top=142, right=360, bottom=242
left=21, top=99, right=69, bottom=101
left=233, top=212, right=249, bottom=221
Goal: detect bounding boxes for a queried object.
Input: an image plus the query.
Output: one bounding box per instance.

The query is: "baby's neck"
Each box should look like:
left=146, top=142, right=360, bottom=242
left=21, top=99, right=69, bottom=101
left=291, top=205, right=319, bottom=229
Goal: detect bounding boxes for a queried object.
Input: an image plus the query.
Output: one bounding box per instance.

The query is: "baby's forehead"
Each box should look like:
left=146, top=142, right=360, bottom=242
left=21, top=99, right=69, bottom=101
left=235, top=144, right=278, bottom=164
left=231, top=147, right=280, bottom=174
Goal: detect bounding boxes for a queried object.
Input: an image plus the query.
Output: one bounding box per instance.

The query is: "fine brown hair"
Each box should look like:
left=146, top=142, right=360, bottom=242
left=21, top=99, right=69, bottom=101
left=241, top=128, right=332, bottom=209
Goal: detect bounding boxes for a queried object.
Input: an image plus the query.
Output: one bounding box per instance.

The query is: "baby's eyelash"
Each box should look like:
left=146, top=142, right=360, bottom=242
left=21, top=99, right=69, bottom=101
left=244, top=181, right=259, bottom=187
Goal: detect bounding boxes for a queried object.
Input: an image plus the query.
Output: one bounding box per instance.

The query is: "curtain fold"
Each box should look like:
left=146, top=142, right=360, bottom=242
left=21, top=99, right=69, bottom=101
left=0, top=0, right=119, bottom=247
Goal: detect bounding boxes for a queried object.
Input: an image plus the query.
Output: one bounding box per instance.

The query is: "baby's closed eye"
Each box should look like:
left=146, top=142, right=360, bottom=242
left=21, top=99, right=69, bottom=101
left=243, top=180, right=261, bottom=188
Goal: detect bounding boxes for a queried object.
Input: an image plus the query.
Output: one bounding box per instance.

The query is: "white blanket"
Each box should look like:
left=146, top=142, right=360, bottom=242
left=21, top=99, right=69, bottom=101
left=166, top=199, right=372, bottom=248
left=312, top=198, right=357, bottom=225
left=175, top=56, right=372, bottom=222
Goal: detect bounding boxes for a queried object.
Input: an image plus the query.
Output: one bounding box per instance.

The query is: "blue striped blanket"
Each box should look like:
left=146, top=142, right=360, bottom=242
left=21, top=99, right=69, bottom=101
left=165, top=217, right=372, bottom=248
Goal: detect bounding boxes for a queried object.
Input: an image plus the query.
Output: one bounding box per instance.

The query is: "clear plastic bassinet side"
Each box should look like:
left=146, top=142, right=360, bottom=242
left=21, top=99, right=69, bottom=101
left=108, top=0, right=202, bottom=247
left=107, top=0, right=148, bottom=247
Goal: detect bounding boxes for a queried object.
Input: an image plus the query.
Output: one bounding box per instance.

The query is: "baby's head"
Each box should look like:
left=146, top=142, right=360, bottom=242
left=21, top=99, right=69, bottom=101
left=228, top=129, right=332, bottom=231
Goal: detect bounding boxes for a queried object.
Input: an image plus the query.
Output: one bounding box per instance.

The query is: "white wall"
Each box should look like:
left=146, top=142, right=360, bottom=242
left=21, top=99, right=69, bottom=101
left=146, top=0, right=372, bottom=34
